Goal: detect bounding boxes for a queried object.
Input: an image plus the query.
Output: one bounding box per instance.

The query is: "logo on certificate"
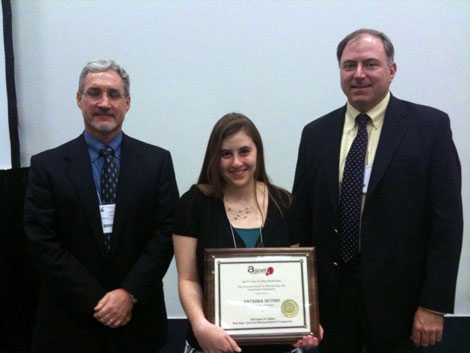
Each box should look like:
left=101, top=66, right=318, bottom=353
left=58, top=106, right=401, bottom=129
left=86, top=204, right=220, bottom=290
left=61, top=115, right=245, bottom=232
left=247, top=265, right=275, bottom=275
left=281, top=299, right=299, bottom=318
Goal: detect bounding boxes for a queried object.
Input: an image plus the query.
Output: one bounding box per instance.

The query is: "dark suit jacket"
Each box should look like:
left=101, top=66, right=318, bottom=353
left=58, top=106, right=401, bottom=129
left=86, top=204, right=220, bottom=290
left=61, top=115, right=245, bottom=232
left=24, top=133, right=179, bottom=353
left=292, top=94, right=463, bottom=348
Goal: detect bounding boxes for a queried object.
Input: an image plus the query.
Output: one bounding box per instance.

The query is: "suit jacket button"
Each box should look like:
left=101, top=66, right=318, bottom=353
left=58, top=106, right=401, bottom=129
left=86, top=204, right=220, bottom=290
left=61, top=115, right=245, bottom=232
left=332, top=261, right=338, bottom=266
left=333, top=228, right=339, bottom=233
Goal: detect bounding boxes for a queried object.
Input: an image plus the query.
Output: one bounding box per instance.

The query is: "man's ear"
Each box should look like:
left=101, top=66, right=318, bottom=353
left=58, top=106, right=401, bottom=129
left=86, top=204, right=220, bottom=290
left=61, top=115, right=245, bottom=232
left=389, top=63, right=397, bottom=83
left=77, top=91, right=82, bottom=108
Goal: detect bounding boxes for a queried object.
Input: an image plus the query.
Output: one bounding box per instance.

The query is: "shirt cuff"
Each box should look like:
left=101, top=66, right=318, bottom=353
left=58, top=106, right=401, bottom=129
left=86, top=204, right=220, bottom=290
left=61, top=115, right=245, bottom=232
left=419, top=306, right=445, bottom=316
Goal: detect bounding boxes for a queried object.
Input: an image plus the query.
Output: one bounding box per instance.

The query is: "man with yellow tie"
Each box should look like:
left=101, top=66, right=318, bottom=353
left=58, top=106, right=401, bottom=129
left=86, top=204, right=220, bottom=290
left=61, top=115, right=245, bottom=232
left=292, top=29, right=462, bottom=353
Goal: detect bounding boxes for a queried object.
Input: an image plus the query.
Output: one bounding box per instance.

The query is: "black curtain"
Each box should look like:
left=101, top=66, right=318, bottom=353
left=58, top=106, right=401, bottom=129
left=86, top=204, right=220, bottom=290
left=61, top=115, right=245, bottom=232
left=1, top=1, right=33, bottom=351
left=2, top=0, right=20, bottom=168
left=0, top=168, right=38, bottom=353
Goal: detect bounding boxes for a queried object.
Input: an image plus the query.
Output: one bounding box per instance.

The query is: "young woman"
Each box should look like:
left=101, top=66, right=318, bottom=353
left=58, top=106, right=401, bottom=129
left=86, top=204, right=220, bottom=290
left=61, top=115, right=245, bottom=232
left=173, top=113, right=321, bottom=353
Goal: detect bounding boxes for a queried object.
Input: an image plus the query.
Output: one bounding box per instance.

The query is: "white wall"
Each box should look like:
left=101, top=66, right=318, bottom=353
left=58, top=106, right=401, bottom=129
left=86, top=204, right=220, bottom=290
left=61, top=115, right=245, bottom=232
left=11, top=0, right=470, bottom=317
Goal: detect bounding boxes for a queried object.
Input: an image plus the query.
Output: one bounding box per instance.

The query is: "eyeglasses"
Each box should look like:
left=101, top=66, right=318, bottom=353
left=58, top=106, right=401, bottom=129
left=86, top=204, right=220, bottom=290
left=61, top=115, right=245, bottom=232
left=82, top=88, right=127, bottom=101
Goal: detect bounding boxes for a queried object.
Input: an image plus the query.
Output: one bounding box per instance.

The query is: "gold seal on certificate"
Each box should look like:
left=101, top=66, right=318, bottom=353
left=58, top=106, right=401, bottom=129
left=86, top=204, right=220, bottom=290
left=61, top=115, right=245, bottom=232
left=204, top=247, right=319, bottom=345
left=281, top=299, right=299, bottom=318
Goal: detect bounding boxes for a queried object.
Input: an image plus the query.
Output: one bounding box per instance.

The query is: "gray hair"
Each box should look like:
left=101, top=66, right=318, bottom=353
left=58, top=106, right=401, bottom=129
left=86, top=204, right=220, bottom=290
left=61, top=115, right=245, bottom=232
left=78, top=59, right=130, bottom=95
left=337, top=29, right=395, bottom=66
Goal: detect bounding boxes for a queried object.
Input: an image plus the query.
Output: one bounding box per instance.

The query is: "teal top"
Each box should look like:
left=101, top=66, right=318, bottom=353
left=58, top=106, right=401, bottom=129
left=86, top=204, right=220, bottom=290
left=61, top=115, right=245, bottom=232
left=234, top=227, right=260, bottom=248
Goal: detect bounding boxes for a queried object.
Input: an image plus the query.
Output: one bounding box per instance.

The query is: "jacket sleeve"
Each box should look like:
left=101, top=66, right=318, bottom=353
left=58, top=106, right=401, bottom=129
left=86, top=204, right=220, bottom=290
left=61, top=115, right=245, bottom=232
left=291, top=126, right=314, bottom=247
left=24, top=155, right=107, bottom=320
left=121, top=150, right=179, bottom=305
left=419, top=114, right=463, bottom=313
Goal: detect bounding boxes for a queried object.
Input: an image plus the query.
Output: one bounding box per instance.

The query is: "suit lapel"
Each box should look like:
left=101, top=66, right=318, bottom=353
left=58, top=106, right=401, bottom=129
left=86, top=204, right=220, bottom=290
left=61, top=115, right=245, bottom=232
left=325, top=108, right=346, bottom=211
left=64, top=135, right=107, bottom=255
left=366, top=95, right=409, bottom=198
left=110, top=134, right=143, bottom=252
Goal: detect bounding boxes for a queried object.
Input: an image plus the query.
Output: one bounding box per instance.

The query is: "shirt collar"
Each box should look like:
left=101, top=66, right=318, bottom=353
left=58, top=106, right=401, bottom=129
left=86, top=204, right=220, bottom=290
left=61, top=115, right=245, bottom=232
left=83, top=130, right=123, bottom=162
left=345, top=92, right=390, bottom=130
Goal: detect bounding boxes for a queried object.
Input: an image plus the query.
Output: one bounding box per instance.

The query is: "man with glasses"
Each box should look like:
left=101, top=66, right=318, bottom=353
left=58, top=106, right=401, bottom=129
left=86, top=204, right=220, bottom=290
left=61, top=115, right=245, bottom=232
left=24, top=60, right=179, bottom=352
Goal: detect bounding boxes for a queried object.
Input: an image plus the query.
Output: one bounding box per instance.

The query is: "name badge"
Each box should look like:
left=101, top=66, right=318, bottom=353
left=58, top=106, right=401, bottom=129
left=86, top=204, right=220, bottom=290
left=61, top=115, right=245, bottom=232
left=363, top=165, right=372, bottom=194
left=100, top=204, right=116, bottom=234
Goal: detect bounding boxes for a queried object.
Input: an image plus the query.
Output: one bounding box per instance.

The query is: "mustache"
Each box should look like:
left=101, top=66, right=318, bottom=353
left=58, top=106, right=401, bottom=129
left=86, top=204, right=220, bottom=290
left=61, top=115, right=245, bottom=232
left=92, top=110, right=115, bottom=117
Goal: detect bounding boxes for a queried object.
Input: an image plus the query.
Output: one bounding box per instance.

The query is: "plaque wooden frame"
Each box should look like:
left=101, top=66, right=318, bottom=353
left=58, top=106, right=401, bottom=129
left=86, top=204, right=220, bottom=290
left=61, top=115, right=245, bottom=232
left=204, top=247, right=319, bottom=345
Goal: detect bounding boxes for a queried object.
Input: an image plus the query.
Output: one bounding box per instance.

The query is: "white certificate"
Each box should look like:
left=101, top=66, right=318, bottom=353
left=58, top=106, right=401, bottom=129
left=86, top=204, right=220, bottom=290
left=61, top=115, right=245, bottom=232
left=204, top=248, right=319, bottom=345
